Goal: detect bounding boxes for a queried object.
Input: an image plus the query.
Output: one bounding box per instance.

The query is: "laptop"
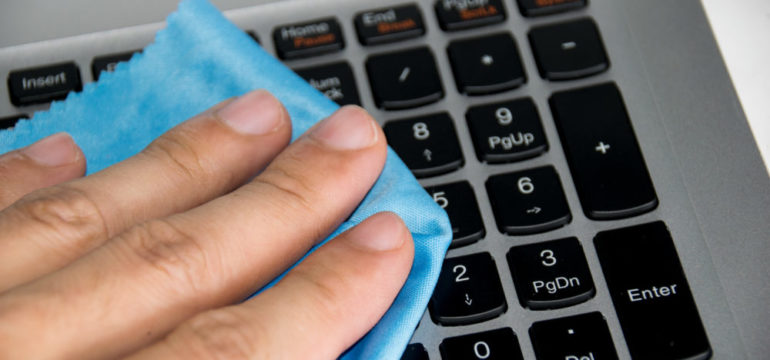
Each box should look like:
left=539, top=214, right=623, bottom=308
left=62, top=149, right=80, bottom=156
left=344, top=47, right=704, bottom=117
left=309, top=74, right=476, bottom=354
left=1, top=0, right=768, bottom=358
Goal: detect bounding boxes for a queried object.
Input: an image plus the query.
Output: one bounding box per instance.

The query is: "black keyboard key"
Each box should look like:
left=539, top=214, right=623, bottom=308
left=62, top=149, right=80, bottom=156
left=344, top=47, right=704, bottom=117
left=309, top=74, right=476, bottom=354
left=425, top=181, right=485, bottom=248
left=529, top=18, right=608, bottom=80
left=440, top=328, right=524, bottom=360
left=355, top=5, right=426, bottom=45
left=401, top=344, right=429, bottom=360
left=530, top=312, right=618, bottom=360
left=295, top=62, right=361, bottom=106
left=273, top=18, right=344, bottom=60
left=366, top=47, right=444, bottom=110
left=434, top=0, right=506, bottom=31
left=550, top=83, right=658, bottom=220
left=1, top=114, right=28, bottom=130
left=447, top=33, right=526, bottom=95
left=517, top=0, right=587, bottom=17
left=507, top=237, right=595, bottom=310
left=486, top=166, right=571, bottom=235
left=384, top=113, right=464, bottom=177
left=91, top=51, right=138, bottom=80
left=466, top=98, right=547, bottom=163
left=430, top=252, right=507, bottom=325
left=595, top=222, right=711, bottom=360
left=246, top=31, right=260, bottom=44
left=7, top=62, right=82, bottom=106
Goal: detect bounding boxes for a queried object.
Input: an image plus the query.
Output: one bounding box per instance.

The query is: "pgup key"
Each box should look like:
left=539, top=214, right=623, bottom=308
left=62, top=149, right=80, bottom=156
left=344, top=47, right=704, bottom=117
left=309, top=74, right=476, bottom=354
left=467, top=98, right=548, bottom=163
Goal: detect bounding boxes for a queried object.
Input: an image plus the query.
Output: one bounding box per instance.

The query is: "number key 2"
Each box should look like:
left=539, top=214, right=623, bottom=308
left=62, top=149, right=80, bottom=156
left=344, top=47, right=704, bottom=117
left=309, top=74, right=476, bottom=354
left=384, top=113, right=464, bottom=178
left=440, top=328, right=524, bottom=360
left=430, top=252, right=507, bottom=325
left=486, top=166, right=571, bottom=235
left=507, top=237, right=595, bottom=310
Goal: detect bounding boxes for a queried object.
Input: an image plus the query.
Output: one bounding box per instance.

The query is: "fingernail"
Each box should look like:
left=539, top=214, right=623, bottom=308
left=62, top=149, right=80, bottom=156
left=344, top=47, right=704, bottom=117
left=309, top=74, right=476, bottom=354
left=217, top=90, right=284, bottom=135
left=347, top=212, right=407, bottom=252
left=22, top=133, right=80, bottom=166
left=311, top=106, right=378, bottom=150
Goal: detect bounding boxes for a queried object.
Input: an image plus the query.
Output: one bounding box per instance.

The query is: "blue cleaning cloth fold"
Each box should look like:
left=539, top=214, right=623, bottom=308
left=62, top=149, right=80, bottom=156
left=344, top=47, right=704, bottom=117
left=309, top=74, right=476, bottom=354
left=0, top=0, right=452, bottom=358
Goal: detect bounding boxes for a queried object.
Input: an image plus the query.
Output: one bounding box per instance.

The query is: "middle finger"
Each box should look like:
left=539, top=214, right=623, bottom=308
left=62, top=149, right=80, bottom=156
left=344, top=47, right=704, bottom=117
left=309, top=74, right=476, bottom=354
left=0, top=106, right=387, bottom=359
left=0, top=90, right=291, bottom=291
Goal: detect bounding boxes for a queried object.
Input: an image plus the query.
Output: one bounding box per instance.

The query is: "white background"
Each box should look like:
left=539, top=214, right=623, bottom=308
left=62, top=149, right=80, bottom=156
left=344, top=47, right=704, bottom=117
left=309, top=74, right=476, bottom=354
left=702, top=0, right=770, bottom=173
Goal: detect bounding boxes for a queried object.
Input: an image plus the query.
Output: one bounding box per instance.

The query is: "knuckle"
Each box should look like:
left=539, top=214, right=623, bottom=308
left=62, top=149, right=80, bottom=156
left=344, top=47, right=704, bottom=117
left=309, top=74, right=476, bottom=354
left=12, top=185, right=108, bottom=255
left=144, top=130, right=212, bottom=185
left=290, top=264, right=350, bottom=323
left=176, top=309, right=259, bottom=360
left=121, top=219, right=218, bottom=295
left=253, top=158, right=319, bottom=216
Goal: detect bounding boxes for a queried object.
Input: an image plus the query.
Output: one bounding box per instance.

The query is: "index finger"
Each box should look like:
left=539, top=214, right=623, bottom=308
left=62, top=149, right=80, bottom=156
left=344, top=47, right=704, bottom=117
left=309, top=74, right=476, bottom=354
left=0, top=90, right=291, bottom=291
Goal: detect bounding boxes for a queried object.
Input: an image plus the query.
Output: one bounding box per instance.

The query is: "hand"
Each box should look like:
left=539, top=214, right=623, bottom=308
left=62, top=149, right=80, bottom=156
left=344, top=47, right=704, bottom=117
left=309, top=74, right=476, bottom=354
left=0, top=90, right=414, bottom=359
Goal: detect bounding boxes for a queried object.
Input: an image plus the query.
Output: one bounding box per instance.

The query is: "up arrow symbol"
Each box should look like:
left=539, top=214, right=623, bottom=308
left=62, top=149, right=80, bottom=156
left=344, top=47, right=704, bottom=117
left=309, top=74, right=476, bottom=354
left=423, top=149, right=433, bottom=161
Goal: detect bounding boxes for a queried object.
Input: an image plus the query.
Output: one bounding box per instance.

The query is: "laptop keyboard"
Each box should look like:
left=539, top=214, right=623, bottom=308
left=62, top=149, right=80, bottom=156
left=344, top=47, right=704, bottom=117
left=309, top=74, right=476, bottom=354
left=1, top=0, right=714, bottom=359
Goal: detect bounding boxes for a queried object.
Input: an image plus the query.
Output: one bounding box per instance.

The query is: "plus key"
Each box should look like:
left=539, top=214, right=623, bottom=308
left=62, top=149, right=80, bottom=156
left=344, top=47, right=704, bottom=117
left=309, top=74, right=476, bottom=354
left=550, top=83, right=658, bottom=220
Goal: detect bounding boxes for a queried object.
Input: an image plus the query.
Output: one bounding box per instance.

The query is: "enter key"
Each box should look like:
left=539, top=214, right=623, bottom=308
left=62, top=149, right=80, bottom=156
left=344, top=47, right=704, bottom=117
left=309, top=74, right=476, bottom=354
left=594, top=222, right=711, bottom=360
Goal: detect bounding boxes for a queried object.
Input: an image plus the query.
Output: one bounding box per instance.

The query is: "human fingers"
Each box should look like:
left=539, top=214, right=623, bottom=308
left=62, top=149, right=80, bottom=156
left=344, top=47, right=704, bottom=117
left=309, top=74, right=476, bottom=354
left=0, top=90, right=291, bottom=291
left=0, top=133, right=85, bottom=209
left=0, top=106, right=388, bottom=359
left=129, top=212, right=414, bottom=360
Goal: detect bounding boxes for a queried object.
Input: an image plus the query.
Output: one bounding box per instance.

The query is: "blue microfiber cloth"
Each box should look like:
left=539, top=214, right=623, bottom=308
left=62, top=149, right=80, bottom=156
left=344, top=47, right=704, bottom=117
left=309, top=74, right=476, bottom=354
left=0, top=0, right=452, bottom=358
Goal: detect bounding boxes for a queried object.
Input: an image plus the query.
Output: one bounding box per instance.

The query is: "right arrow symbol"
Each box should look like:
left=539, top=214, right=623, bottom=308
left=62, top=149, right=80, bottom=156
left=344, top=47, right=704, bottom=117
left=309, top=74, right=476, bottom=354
left=527, top=206, right=542, bottom=214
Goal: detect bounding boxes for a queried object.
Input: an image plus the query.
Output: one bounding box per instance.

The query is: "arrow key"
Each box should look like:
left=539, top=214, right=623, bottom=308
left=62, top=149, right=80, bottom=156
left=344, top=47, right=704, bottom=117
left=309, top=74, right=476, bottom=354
left=486, top=166, right=572, bottom=235
left=430, top=252, right=507, bottom=326
left=384, top=113, right=464, bottom=178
